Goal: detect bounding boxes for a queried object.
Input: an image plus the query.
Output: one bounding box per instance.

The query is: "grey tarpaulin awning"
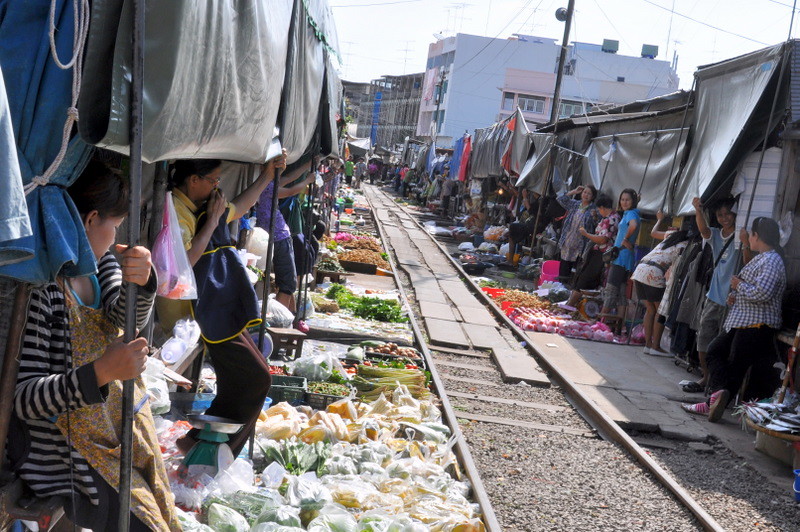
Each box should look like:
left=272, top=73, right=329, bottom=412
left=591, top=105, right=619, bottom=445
left=584, top=129, right=688, bottom=215
left=78, top=0, right=341, bottom=164
left=501, top=108, right=532, bottom=176
left=79, top=0, right=292, bottom=163
left=671, top=42, right=787, bottom=215
left=469, top=118, right=512, bottom=179
left=515, top=133, right=554, bottom=194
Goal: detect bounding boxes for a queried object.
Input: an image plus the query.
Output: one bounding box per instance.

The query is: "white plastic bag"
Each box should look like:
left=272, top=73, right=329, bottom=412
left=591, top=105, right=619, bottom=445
left=247, top=227, right=272, bottom=270
left=152, top=191, right=198, bottom=299
left=141, top=358, right=170, bottom=415
left=292, top=352, right=345, bottom=382
left=457, top=242, right=474, bottom=251
left=267, top=295, right=295, bottom=327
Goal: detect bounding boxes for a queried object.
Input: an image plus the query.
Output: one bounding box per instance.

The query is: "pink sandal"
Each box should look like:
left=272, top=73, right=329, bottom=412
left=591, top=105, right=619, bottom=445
left=682, top=389, right=725, bottom=416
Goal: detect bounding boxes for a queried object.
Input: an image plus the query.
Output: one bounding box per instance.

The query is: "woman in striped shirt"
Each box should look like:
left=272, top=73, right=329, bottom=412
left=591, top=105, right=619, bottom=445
left=11, top=161, right=178, bottom=530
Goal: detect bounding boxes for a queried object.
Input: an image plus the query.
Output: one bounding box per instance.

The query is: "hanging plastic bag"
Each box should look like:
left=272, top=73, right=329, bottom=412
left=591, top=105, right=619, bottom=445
left=141, top=358, right=171, bottom=415
left=152, top=191, right=198, bottom=299
left=267, top=295, right=295, bottom=328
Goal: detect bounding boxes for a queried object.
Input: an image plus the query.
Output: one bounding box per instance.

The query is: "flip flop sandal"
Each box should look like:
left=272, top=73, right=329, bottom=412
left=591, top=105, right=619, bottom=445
left=681, top=381, right=705, bottom=393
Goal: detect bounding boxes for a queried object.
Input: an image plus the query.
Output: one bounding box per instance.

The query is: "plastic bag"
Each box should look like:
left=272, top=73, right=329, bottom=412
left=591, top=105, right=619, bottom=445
left=175, top=507, right=214, bottom=531
left=251, top=525, right=305, bottom=532
left=306, top=503, right=358, bottom=532
left=254, top=505, right=302, bottom=528
left=207, top=503, right=249, bottom=532
left=206, top=458, right=256, bottom=497
left=247, top=227, right=272, bottom=270
left=285, top=474, right=332, bottom=511
left=292, top=352, right=346, bottom=382
left=141, top=357, right=170, bottom=415
left=457, top=242, right=474, bottom=252
left=267, top=295, right=295, bottom=327
left=296, top=293, right=316, bottom=320
left=152, top=191, right=198, bottom=299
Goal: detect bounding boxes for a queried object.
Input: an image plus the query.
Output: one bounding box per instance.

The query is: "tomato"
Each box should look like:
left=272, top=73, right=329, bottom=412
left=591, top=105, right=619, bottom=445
left=405, top=364, right=418, bottom=369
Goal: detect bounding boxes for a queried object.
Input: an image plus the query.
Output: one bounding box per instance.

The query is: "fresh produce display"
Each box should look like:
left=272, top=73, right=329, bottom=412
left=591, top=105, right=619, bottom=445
left=316, top=257, right=344, bottom=273
left=342, top=237, right=381, bottom=252
left=307, top=381, right=351, bottom=397
left=488, top=288, right=550, bottom=309
left=259, top=438, right=332, bottom=476
left=363, top=341, right=421, bottom=360
left=269, top=365, right=289, bottom=376
left=323, top=285, right=407, bottom=323
left=338, top=249, right=391, bottom=270
left=352, top=365, right=431, bottom=402
left=310, top=293, right=340, bottom=313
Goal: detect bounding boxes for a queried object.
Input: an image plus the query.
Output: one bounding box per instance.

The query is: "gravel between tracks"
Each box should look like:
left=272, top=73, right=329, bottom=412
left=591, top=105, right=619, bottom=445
left=460, top=421, right=700, bottom=531
left=643, top=436, right=800, bottom=531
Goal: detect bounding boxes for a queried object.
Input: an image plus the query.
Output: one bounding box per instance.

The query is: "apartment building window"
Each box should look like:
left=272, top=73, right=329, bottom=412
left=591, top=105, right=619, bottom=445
left=519, top=95, right=545, bottom=114
left=558, top=100, right=587, bottom=118
left=502, top=92, right=515, bottom=111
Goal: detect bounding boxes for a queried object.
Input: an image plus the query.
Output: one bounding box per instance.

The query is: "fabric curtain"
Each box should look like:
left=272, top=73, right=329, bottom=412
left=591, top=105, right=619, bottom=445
left=0, top=0, right=95, bottom=283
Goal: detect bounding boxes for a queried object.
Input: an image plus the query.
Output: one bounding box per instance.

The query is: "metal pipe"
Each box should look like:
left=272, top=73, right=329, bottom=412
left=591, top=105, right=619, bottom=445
left=531, top=0, right=574, bottom=246
left=0, top=283, right=31, bottom=469
left=118, top=0, right=145, bottom=528
left=258, top=0, right=299, bottom=351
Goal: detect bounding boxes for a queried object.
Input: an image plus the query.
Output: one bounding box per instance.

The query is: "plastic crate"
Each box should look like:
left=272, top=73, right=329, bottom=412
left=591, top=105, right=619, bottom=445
left=268, top=375, right=307, bottom=405
left=305, top=391, right=349, bottom=410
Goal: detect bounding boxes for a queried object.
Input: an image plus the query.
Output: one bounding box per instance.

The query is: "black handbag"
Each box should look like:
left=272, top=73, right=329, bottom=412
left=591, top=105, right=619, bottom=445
left=602, top=246, right=620, bottom=263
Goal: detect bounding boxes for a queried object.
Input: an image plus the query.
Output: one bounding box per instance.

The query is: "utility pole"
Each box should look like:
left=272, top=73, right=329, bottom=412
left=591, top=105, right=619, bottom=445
left=531, top=0, right=575, bottom=253
left=432, top=69, right=446, bottom=141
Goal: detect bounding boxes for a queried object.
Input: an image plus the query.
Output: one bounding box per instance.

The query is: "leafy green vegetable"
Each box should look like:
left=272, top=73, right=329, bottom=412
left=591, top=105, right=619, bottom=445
left=351, top=297, right=407, bottom=323
left=260, top=438, right=331, bottom=476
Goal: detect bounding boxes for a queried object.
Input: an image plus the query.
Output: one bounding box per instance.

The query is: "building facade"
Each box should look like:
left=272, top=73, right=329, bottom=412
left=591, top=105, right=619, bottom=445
left=341, top=80, right=371, bottom=138
left=416, top=33, right=679, bottom=147
left=355, top=73, right=424, bottom=150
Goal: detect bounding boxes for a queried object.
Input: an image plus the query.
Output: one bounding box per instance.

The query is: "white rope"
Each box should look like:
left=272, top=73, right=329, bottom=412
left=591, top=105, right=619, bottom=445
left=24, top=0, right=91, bottom=195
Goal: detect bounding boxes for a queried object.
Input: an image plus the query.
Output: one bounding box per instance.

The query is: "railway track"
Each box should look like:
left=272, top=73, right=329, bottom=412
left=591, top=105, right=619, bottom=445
left=362, top=185, right=725, bottom=532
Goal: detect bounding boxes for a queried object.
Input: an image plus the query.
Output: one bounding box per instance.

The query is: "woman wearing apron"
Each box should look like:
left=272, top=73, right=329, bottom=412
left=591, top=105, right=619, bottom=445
left=12, top=160, right=179, bottom=530
left=157, top=155, right=285, bottom=456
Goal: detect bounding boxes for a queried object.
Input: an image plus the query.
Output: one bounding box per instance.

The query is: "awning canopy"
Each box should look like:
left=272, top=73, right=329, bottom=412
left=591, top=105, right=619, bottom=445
left=671, top=43, right=787, bottom=215
left=584, top=129, right=688, bottom=215
left=78, top=0, right=340, bottom=165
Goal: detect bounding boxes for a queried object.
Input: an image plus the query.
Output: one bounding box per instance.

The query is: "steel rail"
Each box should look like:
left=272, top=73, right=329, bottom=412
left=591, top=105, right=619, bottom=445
left=363, top=187, right=503, bottom=532
left=369, top=185, right=725, bottom=532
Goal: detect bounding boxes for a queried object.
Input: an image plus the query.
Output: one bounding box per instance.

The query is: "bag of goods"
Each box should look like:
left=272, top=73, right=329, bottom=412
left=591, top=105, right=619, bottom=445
left=206, top=503, right=249, bottom=532
left=305, top=503, right=358, bottom=532
left=254, top=506, right=302, bottom=529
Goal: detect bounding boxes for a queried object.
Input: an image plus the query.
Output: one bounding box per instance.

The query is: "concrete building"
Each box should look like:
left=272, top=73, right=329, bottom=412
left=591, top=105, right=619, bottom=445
left=355, top=73, right=424, bottom=150
left=341, top=80, right=371, bottom=138
left=416, top=33, right=679, bottom=147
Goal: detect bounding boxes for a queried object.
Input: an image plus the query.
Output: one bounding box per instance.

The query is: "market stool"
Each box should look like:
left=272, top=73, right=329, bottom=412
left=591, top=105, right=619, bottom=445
left=266, top=327, right=307, bottom=361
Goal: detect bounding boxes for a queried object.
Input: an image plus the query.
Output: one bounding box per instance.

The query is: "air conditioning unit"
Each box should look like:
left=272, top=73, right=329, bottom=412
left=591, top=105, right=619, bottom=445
left=601, top=39, right=618, bottom=54
left=641, top=44, right=659, bottom=59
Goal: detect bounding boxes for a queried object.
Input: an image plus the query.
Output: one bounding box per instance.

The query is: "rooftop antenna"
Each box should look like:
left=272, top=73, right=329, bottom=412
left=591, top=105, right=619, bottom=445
left=665, top=0, right=675, bottom=58
left=400, top=40, right=414, bottom=74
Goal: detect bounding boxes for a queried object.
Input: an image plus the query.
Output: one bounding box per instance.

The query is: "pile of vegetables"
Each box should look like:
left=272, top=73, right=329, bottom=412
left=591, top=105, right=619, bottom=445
left=307, top=381, right=350, bottom=397
left=259, top=438, right=331, bottom=476
left=316, top=256, right=344, bottom=273
left=341, top=237, right=381, bottom=252
left=352, top=365, right=431, bottom=402
left=363, top=341, right=421, bottom=360
left=324, top=285, right=407, bottom=323
left=338, top=249, right=391, bottom=270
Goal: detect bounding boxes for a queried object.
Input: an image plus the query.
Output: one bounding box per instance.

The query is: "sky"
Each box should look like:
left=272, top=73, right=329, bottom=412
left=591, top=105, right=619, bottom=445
left=329, top=0, right=798, bottom=89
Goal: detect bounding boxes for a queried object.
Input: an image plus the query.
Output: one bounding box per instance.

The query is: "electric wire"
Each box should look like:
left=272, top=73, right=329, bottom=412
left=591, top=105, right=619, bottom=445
left=642, top=0, right=769, bottom=45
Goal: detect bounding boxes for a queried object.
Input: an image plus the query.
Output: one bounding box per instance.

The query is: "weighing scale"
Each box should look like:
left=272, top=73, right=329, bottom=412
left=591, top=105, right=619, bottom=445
left=179, top=415, right=243, bottom=478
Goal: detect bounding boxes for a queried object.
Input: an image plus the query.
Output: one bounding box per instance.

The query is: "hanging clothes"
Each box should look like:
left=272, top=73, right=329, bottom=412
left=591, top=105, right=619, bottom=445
left=0, top=65, right=31, bottom=266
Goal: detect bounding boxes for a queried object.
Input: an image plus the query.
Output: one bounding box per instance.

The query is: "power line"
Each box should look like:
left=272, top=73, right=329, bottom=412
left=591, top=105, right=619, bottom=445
left=331, top=0, right=423, bottom=7
left=456, top=0, right=537, bottom=71
left=641, top=0, right=768, bottom=45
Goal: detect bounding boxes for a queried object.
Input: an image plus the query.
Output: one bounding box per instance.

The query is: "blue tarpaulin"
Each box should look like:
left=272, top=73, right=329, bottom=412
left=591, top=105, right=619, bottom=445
left=0, top=0, right=96, bottom=282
